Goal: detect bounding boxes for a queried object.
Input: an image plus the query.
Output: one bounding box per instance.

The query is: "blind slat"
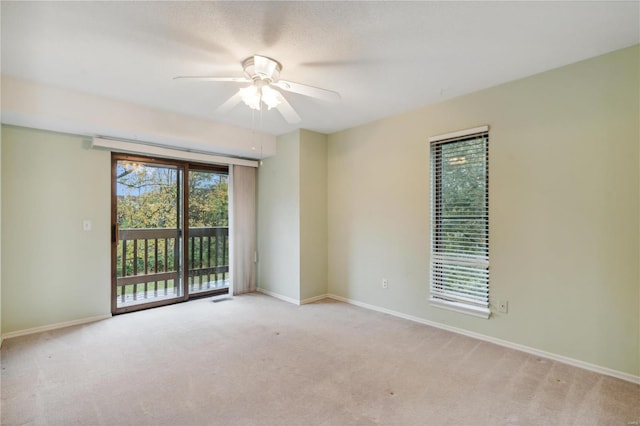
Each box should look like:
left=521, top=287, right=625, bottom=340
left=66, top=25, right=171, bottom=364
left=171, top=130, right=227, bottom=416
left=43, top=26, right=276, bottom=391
left=430, top=130, right=489, bottom=310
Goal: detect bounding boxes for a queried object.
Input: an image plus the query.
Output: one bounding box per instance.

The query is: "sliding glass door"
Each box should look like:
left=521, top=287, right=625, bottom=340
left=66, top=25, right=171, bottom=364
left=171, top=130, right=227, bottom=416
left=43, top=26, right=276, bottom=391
left=187, top=169, right=230, bottom=295
left=111, top=154, right=228, bottom=314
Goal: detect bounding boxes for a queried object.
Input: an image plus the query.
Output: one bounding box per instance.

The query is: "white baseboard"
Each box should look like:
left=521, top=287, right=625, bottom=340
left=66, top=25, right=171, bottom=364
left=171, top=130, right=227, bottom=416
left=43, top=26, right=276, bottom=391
left=1, top=314, right=112, bottom=340
left=325, top=294, right=640, bottom=385
left=256, top=288, right=329, bottom=306
left=300, top=293, right=330, bottom=305
left=257, top=287, right=301, bottom=305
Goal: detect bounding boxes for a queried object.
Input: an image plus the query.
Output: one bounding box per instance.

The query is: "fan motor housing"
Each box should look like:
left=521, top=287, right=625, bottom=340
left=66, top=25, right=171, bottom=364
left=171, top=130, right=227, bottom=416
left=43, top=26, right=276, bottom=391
left=243, top=55, right=282, bottom=82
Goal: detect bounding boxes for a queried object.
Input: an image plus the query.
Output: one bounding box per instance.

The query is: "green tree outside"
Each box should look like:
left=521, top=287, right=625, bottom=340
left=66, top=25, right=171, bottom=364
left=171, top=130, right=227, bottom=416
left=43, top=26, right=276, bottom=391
left=115, top=162, right=229, bottom=297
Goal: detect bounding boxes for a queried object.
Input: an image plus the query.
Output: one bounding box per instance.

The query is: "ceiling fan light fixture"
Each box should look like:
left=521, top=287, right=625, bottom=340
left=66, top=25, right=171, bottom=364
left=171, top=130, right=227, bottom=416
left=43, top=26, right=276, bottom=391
left=261, top=85, right=280, bottom=110
left=176, top=54, right=338, bottom=123
left=239, top=85, right=261, bottom=110
left=239, top=83, right=281, bottom=111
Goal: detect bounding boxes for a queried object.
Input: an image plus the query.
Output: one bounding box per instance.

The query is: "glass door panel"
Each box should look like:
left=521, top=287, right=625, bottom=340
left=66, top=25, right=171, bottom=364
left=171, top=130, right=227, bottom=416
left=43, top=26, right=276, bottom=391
left=188, top=169, right=229, bottom=295
left=113, top=158, right=184, bottom=312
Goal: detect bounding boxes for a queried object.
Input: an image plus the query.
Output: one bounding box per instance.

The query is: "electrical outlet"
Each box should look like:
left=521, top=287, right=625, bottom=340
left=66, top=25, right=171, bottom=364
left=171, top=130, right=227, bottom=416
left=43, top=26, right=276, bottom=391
left=382, top=279, right=388, bottom=289
left=497, top=300, right=508, bottom=313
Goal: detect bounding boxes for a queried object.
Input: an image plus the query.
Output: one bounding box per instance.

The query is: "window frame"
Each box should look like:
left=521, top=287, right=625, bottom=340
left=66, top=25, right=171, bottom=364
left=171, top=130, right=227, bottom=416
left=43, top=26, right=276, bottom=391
left=428, top=126, right=490, bottom=319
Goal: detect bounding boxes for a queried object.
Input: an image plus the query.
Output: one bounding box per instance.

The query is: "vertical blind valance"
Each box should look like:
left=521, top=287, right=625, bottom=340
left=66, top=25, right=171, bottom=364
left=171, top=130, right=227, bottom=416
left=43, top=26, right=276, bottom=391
left=430, top=129, right=489, bottom=309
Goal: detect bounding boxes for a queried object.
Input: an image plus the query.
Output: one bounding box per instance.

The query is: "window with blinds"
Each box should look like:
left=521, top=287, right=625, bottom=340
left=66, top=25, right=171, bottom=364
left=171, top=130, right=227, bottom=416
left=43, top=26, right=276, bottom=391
left=429, top=126, right=489, bottom=318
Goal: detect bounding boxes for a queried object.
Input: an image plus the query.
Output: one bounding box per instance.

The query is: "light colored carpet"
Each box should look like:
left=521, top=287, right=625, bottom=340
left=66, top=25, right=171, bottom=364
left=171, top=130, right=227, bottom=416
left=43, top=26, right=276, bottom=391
left=1, top=293, right=638, bottom=425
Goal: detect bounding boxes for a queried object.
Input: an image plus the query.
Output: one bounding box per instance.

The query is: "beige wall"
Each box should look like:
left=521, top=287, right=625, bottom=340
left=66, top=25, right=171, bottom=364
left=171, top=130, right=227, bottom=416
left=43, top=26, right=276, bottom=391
left=2, top=75, right=277, bottom=159
left=300, top=130, right=328, bottom=300
left=1, top=126, right=111, bottom=333
left=328, top=45, right=639, bottom=376
left=257, top=131, right=301, bottom=301
left=0, top=131, right=3, bottom=344
left=257, top=129, right=328, bottom=302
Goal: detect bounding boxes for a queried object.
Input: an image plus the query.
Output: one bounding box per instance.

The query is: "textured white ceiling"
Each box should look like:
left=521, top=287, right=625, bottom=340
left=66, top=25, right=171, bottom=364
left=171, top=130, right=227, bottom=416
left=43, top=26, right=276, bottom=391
left=2, top=1, right=639, bottom=136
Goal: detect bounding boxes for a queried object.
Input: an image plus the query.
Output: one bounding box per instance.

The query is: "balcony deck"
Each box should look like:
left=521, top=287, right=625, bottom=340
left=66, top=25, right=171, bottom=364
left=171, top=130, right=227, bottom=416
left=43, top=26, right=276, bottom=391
left=117, top=278, right=230, bottom=308
left=115, top=226, right=229, bottom=311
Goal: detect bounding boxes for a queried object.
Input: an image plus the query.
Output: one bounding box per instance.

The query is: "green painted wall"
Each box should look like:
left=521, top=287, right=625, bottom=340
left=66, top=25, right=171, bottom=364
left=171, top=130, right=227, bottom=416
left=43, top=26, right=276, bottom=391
left=1, top=126, right=111, bottom=333
left=299, top=129, right=328, bottom=301
left=257, top=131, right=301, bottom=301
left=327, top=45, right=640, bottom=376
left=0, top=130, right=3, bottom=343
left=257, top=129, right=328, bottom=302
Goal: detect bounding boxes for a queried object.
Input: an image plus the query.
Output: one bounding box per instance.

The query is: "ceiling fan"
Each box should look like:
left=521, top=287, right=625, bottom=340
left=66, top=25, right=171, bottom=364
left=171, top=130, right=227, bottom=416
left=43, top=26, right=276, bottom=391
left=174, top=55, right=341, bottom=123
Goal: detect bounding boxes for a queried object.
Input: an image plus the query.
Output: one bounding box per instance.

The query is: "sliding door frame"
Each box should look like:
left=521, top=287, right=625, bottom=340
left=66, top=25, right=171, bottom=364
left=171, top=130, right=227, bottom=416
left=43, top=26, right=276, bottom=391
left=111, top=152, right=229, bottom=314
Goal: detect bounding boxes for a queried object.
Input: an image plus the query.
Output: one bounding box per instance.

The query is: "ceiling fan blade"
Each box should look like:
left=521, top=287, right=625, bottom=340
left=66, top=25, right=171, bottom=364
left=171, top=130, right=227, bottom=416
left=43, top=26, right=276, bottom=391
left=275, top=92, right=301, bottom=123
left=173, top=76, right=251, bottom=83
left=273, top=79, right=341, bottom=103
left=299, top=58, right=380, bottom=68
left=215, top=90, right=243, bottom=114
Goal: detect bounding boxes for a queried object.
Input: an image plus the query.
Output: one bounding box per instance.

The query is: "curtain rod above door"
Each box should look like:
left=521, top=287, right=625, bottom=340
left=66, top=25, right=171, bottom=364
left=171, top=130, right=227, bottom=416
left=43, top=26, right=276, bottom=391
left=92, top=137, right=259, bottom=168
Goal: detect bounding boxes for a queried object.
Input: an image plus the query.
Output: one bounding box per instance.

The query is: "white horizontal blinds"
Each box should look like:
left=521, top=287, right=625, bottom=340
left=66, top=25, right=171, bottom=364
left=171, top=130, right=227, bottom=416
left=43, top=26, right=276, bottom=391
left=430, top=129, right=489, bottom=308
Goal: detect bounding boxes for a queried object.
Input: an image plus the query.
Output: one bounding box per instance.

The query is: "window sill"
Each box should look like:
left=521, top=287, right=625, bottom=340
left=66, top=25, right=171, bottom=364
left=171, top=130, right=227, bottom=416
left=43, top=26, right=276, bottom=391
left=429, top=297, right=491, bottom=319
